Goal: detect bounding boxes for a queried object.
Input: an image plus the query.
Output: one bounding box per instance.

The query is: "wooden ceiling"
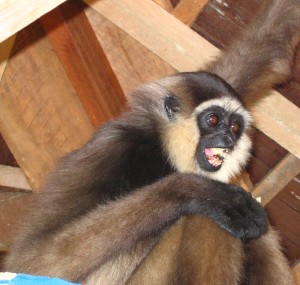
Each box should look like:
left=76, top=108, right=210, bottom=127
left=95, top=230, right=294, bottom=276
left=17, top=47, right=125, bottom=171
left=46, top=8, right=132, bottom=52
left=0, top=0, right=299, bottom=273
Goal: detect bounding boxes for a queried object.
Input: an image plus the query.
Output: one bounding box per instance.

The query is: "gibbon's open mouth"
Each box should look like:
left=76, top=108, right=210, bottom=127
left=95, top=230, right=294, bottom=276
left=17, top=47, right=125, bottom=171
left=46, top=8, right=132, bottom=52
left=204, top=148, right=229, bottom=168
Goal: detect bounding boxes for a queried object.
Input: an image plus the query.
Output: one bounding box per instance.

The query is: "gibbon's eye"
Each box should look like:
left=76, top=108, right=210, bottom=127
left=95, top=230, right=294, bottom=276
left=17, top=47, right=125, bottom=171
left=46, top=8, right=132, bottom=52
left=231, top=122, right=241, bottom=133
left=207, top=114, right=219, bottom=126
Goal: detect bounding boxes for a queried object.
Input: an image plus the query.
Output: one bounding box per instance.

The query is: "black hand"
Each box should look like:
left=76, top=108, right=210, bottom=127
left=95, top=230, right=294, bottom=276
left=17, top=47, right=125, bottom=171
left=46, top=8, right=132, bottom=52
left=205, top=185, right=267, bottom=239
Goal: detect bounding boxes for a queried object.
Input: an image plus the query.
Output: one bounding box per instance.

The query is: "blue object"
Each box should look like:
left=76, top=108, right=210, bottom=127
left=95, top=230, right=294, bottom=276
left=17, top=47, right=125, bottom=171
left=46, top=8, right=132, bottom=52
left=0, top=273, right=80, bottom=285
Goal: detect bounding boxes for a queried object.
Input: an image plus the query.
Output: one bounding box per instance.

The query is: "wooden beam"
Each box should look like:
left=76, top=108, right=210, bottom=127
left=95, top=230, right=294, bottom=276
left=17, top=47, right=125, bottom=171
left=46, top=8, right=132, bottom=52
left=85, top=0, right=219, bottom=72
left=172, top=0, right=208, bottom=26
left=248, top=91, right=300, bottom=160
left=0, top=0, right=67, bottom=43
left=251, top=154, right=300, bottom=206
left=84, top=5, right=176, bottom=94
left=0, top=22, right=94, bottom=189
left=85, top=0, right=300, bottom=159
left=40, top=1, right=126, bottom=127
left=0, top=165, right=31, bottom=191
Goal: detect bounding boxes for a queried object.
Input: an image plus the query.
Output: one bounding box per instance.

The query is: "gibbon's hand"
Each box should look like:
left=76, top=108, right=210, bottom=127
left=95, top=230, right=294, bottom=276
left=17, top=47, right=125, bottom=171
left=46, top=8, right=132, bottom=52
left=183, top=178, right=268, bottom=240
left=209, top=185, right=267, bottom=240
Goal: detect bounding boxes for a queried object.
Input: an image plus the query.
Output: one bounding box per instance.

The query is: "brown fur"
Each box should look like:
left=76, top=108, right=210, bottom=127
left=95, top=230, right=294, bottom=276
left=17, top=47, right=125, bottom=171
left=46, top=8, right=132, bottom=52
left=208, top=0, right=300, bottom=97
left=5, top=0, right=300, bottom=284
left=128, top=217, right=244, bottom=285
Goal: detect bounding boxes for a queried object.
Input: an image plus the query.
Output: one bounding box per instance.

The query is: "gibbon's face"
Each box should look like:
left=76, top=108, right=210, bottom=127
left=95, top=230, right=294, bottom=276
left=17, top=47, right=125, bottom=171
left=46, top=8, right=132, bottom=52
left=155, top=72, right=253, bottom=183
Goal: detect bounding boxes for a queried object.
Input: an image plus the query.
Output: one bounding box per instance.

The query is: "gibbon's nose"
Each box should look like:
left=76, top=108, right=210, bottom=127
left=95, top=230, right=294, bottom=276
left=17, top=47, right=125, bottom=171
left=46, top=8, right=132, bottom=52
left=220, top=134, right=234, bottom=149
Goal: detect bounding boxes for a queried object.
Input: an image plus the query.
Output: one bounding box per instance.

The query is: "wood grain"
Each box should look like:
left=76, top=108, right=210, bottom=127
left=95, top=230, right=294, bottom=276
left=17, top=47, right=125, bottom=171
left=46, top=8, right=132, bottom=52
left=85, top=5, right=176, bottom=94
left=40, top=1, right=126, bottom=127
left=0, top=0, right=67, bottom=42
left=266, top=198, right=300, bottom=262
left=85, top=0, right=219, bottom=72
left=252, top=154, right=300, bottom=206
left=248, top=91, right=300, bottom=161
left=0, top=22, right=94, bottom=189
left=193, top=0, right=262, bottom=49
left=172, top=0, right=208, bottom=26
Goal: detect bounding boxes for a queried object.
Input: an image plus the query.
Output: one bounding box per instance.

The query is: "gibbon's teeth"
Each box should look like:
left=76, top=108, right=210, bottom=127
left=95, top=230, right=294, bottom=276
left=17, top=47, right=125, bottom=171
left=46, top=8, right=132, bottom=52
left=204, top=148, right=229, bottom=168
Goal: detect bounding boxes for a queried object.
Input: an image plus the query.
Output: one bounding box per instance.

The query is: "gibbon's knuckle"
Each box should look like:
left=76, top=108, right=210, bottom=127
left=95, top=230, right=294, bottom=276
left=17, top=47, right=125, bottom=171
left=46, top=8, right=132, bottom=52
left=216, top=215, right=245, bottom=238
left=242, top=201, right=268, bottom=239
left=217, top=193, right=268, bottom=239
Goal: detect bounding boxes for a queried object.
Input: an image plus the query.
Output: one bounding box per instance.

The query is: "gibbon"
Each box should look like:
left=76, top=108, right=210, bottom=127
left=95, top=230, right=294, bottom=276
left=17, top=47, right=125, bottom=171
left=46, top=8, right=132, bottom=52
left=5, top=0, right=300, bottom=284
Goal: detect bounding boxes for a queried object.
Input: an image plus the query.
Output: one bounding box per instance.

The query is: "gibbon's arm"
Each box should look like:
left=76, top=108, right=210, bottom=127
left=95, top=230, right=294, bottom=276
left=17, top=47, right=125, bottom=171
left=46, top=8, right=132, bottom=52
left=6, top=173, right=266, bottom=282
left=209, top=0, right=300, bottom=96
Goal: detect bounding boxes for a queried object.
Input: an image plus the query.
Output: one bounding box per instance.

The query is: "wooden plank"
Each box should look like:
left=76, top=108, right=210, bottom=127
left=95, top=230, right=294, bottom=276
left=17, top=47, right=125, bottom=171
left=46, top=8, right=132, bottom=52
left=0, top=36, right=15, bottom=81
left=85, top=5, right=176, bottom=94
left=0, top=192, right=32, bottom=251
left=85, top=0, right=220, bottom=72
left=0, top=165, right=31, bottom=191
left=40, top=2, right=126, bottom=127
left=266, top=198, right=300, bottom=261
left=172, top=0, right=208, bottom=26
left=248, top=91, right=300, bottom=161
left=276, top=179, right=300, bottom=214
left=192, top=0, right=262, bottom=49
left=0, top=22, right=94, bottom=189
left=252, top=154, right=300, bottom=206
left=0, top=0, right=67, bottom=43
left=85, top=0, right=300, bottom=159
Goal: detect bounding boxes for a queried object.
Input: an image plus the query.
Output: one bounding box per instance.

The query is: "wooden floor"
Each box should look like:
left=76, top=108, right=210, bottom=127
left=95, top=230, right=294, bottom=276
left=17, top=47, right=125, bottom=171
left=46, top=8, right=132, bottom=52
left=0, top=0, right=299, bottom=269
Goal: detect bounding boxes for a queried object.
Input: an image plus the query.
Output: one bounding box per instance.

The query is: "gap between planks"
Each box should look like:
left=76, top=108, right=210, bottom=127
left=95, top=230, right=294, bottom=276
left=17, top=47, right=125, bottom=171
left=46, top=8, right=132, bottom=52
left=0, top=35, right=15, bottom=82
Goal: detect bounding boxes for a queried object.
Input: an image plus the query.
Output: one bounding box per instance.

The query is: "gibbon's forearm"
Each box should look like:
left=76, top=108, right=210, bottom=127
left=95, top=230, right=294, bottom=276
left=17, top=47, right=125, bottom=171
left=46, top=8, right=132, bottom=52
left=209, top=0, right=300, bottom=95
left=5, top=173, right=225, bottom=280
left=6, top=173, right=265, bottom=282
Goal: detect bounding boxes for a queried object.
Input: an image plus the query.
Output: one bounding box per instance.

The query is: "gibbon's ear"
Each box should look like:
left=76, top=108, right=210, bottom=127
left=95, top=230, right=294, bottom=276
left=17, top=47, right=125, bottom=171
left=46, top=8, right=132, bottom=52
left=127, top=82, right=181, bottom=121
left=164, top=95, right=181, bottom=121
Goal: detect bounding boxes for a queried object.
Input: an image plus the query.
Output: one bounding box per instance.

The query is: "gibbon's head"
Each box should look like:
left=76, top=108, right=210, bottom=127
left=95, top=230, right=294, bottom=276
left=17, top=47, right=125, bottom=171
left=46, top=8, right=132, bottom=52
left=129, top=72, right=253, bottom=183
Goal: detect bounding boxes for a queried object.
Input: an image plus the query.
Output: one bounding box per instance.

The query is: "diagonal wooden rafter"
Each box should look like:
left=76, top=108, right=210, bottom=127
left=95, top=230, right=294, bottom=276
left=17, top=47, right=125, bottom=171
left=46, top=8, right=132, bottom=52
left=252, top=154, right=300, bottom=206
left=0, top=0, right=67, bottom=43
